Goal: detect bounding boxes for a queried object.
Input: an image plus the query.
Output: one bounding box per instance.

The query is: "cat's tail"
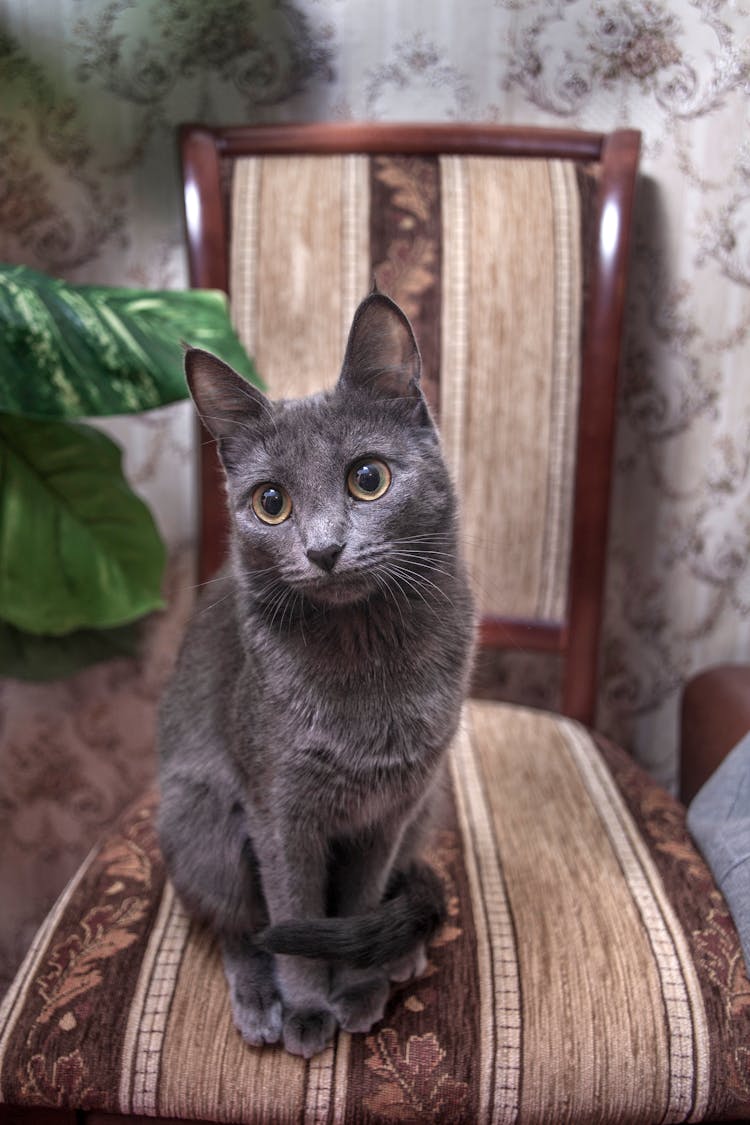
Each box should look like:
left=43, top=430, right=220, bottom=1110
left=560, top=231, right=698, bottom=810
left=256, top=862, right=446, bottom=969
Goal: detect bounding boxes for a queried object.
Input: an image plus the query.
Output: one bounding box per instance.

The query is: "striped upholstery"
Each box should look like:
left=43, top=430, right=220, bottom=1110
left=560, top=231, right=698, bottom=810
left=229, top=154, right=581, bottom=624
left=1, top=701, right=748, bottom=1123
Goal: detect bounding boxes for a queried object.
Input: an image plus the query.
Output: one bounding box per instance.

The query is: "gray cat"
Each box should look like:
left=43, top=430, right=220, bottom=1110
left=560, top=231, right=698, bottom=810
left=157, top=291, right=475, bottom=1058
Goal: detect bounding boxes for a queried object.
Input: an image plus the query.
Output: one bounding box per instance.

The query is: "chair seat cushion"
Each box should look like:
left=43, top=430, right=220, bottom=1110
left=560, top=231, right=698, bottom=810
left=1, top=701, right=748, bottom=1124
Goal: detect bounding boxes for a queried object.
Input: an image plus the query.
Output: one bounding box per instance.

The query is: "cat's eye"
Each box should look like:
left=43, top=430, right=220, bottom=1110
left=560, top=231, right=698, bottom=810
left=347, top=458, right=391, bottom=502
left=251, top=483, right=292, bottom=525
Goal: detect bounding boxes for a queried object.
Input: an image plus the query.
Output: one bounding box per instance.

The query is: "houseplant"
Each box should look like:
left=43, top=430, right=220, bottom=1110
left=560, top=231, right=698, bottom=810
left=0, top=263, right=258, bottom=679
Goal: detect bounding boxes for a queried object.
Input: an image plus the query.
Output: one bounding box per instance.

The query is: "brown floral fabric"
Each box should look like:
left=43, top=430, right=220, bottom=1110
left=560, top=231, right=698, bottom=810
left=1, top=702, right=748, bottom=1124
left=0, top=550, right=195, bottom=999
left=0, top=791, right=164, bottom=1113
left=369, top=155, right=442, bottom=420
left=352, top=819, right=479, bottom=1124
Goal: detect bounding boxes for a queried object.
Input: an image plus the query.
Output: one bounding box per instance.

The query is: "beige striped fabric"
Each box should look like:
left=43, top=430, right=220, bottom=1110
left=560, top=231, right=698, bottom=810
left=439, top=158, right=581, bottom=623
left=451, top=702, right=711, bottom=1125
left=231, top=155, right=371, bottom=399
left=119, top=888, right=348, bottom=1122
left=118, top=882, right=353, bottom=1122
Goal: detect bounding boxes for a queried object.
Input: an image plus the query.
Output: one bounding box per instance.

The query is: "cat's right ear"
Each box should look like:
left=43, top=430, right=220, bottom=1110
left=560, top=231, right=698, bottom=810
left=184, top=348, right=270, bottom=440
left=338, top=292, right=422, bottom=402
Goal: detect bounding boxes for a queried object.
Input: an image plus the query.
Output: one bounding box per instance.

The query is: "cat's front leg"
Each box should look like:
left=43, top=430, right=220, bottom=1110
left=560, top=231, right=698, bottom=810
left=253, top=827, right=336, bottom=1058
left=159, top=776, right=285, bottom=1046
left=328, top=826, right=404, bottom=1034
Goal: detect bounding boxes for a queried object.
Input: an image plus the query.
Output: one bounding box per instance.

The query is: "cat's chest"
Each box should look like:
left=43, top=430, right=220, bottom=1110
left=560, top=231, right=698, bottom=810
left=251, top=601, right=445, bottom=699
left=266, top=655, right=445, bottom=760
left=239, top=623, right=458, bottom=786
left=236, top=597, right=470, bottom=807
left=262, top=618, right=448, bottom=733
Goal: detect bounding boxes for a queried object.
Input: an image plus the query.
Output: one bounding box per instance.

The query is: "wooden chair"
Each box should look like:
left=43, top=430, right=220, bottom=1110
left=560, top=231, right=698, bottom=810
left=1, top=123, right=748, bottom=1125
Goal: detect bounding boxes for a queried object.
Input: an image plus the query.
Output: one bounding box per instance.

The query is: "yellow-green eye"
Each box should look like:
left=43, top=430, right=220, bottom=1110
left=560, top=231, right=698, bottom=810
left=347, top=458, right=391, bottom=501
left=251, top=483, right=292, bottom=525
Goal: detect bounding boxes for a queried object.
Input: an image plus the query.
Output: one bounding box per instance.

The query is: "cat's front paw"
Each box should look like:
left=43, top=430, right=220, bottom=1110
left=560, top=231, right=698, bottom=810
left=330, top=975, right=389, bottom=1034
left=282, top=1007, right=337, bottom=1058
left=229, top=977, right=283, bottom=1047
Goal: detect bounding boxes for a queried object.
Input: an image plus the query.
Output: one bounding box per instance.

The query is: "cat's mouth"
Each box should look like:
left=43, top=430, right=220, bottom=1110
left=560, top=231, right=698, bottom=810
left=296, top=572, right=373, bottom=606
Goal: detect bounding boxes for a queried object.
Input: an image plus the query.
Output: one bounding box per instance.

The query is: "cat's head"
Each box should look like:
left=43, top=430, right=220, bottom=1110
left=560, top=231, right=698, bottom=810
left=185, top=292, right=457, bottom=607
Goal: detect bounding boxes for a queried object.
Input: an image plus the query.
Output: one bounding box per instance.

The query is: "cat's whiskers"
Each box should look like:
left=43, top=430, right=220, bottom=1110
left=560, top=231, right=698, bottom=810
left=247, top=575, right=283, bottom=604
left=390, top=532, right=455, bottom=545
left=378, top=565, right=444, bottom=626
left=394, top=531, right=547, bottom=620
left=385, top=562, right=451, bottom=607
left=389, top=548, right=456, bottom=561
left=275, top=590, right=290, bottom=635
left=360, top=545, right=456, bottom=567
left=279, top=587, right=301, bottom=638
left=347, top=545, right=457, bottom=607
left=389, top=538, right=461, bottom=561
left=355, top=541, right=453, bottom=570
left=376, top=566, right=411, bottom=613
left=386, top=551, right=456, bottom=580
left=265, top=582, right=308, bottom=639
left=388, top=540, right=456, bottom=557
left=363, top=545, right=455, bottom=601
left=415, top=533, right=489, bottom=556
left=261, top=580, right=293, bottom=632
left=193, top=589, right=236, bottom=618
left=296, top=590, right=308, bottom=647
left=378, top=563, right=443, bottom=620
left=371, top=568, right=407, bottom=635
left=389, top=563, right=456, bottom=588
left=189, top=572, right=233, bottom=590
left=189, top=562, right=280, bottom=592
left=387, top=551, right=453, bottom=567
left=268, top=593, right=292, bottom=634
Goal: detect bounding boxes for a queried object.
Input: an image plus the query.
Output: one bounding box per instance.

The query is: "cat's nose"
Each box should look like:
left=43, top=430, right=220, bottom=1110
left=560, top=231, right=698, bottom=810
left=307, top=543, right=344, bottom=573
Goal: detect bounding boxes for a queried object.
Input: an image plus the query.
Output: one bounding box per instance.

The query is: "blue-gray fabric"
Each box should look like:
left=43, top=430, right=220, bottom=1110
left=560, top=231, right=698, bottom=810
left=687, top=730, right=750, bottom=975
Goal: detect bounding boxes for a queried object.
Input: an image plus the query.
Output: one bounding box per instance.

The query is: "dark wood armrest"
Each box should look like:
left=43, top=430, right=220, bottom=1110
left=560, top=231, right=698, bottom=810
left=680, top=663, right=750, bottom=804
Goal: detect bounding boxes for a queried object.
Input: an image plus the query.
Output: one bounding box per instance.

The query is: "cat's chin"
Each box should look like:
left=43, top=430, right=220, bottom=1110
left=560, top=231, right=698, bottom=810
left=301, top=580, right=372, bottom=607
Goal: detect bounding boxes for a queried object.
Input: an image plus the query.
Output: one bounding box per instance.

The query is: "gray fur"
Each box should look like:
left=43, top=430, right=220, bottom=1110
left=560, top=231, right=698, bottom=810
left=158, top=292, right=475, bottom=1058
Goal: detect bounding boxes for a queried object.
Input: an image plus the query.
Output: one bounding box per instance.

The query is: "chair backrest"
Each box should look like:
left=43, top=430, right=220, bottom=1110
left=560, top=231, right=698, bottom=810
left=180, top=122, right=640, bottom=726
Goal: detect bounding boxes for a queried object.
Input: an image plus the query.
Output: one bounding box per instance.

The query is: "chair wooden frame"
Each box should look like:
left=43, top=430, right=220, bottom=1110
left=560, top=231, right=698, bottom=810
left=179, top=122, right=640, bottom=727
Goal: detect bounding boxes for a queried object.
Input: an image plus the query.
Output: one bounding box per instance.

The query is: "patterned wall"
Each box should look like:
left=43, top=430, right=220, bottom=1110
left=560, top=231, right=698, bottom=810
left=2, top=0, right=749, bottom=788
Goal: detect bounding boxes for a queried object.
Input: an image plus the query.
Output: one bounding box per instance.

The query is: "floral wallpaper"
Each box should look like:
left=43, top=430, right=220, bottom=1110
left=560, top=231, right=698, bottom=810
left=2, top=0, right=749, bottom=789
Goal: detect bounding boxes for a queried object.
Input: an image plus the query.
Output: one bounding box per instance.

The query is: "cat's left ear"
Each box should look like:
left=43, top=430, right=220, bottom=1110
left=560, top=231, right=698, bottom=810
left=184, top=347, right=270, bottom=440
left=338, top=293, right=428, bottom=421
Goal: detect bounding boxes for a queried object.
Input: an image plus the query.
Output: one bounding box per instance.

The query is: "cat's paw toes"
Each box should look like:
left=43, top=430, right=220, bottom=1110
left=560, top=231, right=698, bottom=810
left=387, top=942, right=428, bottom=983
left=230, top=984, right=283, bottom=1046
left=282, top=1007, right=337, bottom=1058
left=331, top=976, right=389, bottom=1034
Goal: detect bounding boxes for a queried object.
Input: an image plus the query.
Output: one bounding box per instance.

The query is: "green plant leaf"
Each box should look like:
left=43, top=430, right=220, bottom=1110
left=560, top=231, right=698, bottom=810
left=0, top=618, right=143, bottom=681
left=0, top=414, right=166, bottom=635
left=0, top=263, right=259, bottom=418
